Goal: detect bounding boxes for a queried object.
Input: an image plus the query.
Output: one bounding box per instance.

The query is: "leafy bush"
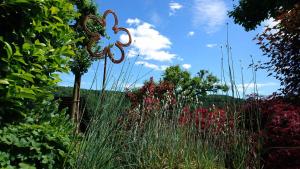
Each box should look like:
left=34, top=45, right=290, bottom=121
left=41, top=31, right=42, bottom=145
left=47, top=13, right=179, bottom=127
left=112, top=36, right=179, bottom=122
left=243, top=96, right=300, bottom=168
left=123, top=77, right=176, bottom=132
left=259, top=98, right=300, bottom=169
left=0, top=0, right=78, bottom=125
left=0, top=123, right=73, bottom=168
left=126, top=77, right=175, bottom=108
left=0, top=0, right=80, bottom=168
left=0, top=100, right=75, bottom=169
left=178, top=106, right=233, bottom=134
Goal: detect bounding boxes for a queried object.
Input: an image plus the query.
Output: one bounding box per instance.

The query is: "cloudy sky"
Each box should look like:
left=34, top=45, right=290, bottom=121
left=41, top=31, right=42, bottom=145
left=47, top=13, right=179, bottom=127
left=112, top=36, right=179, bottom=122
left=59, top=0, right=280, bottom=96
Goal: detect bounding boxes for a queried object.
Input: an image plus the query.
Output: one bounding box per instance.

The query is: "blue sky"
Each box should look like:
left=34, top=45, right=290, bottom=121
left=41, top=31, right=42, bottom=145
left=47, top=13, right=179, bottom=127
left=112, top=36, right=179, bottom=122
left=59, top=0, right=281, bottom=96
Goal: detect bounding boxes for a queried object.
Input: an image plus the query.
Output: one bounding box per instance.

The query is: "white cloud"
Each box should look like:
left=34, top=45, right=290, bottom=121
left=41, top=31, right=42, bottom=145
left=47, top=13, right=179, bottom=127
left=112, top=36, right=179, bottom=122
left=262, top=17, right=280, bottom=33
left=127, top=49, right=138, bottom=58
left=126, top=18, right=141, bottom=26
left=182, top=64, right=191, bottom=69
left=263, top=17, right=280, bottom=28
left=206, top=43, right=218, bottom=48
left=135, top=61, right=169, bottom=71
left=193, top=0, right=227, bottom=33
left=187, top=31, right=195, bottom=37
left=169, top=2, right=183, bottom=16
left=121, top=18, right=176, bottom=62
left=177, top=57, right=184, bottom=61
left=236, top=82, right=278, bottom=93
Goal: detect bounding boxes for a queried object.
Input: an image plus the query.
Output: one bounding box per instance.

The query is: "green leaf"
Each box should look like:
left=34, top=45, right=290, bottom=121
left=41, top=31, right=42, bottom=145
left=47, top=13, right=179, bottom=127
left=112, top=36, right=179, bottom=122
left=3, top=41, right=13, bottom=59
left=32, top=63, right=43, bottom=69
left=0, top=79, right=9, bottom=84
left=20, top=87, right=35, bottom=95
left=34, top=39, right=46, bottom=47
left=12, top=44, right=23, bottom=57
left=11, top=73, right=34, bottom=83
left=53, top=16, right=63, bottom=23
left=13, top=56, right=27, bottom=65
left=19, top=162, right=36, bottom=169
left=49, top=6, right=59, bottom=15
left=12, top=0, right=30, bottom=3
left=22, top=43, right=31, bottom=50
left=15, top=92, right=36, bottom=100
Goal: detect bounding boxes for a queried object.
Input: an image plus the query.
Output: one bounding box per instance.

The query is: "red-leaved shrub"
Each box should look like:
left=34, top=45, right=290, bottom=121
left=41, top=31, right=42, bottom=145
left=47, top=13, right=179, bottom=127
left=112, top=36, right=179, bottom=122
left=178, top=106, right=233, bottom=133
left=243, top=96, right=300, bottom=169
left=126, top=77, right=175, bottom=110
left=124, top=77, right=176, bottom=129
left=260, top=98, right=300, bottom=169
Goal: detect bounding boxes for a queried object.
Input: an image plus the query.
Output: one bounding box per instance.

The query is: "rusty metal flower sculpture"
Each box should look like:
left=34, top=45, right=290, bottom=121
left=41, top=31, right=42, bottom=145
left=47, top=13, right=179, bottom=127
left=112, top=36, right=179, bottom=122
left=82, top=10, right=132, bottom=89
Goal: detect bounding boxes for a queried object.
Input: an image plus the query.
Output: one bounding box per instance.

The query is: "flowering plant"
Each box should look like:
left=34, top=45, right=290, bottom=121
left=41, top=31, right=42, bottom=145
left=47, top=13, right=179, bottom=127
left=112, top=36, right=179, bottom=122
left=178, top=106, right=233, bottom=133
left=126, top=77, right=175, bottom=110
left=124, top=77, right=176, bottom=129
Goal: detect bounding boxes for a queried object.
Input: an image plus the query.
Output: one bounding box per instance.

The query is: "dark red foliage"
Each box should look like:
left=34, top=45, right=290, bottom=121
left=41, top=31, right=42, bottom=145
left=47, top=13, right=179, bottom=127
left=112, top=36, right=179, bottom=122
left=260, top=98, right=300, bottom=169
left=178, top=106, right=233, bottom=133
left=243, top=96, right=300, bottom=169
left=126, top=77, right=175, bottom=110
left=255, top=4, right=300, bottom=96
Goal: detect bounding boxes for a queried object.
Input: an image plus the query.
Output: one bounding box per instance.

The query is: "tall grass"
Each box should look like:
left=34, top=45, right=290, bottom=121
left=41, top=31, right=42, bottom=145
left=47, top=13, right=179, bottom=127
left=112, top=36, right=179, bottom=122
left=72, top=88, right=259, bottom=169
left=70, top=27, right=262, bottom=168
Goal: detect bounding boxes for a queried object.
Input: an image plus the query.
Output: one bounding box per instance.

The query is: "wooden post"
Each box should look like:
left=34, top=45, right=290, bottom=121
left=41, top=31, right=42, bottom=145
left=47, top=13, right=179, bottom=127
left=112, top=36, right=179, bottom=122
left=71, top=73, right=81, bottom=133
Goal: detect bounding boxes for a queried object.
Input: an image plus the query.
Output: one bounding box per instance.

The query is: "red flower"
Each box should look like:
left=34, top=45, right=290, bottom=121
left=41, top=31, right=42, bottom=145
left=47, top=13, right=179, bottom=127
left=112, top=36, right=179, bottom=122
left=178, top=106, right=232, bottom=133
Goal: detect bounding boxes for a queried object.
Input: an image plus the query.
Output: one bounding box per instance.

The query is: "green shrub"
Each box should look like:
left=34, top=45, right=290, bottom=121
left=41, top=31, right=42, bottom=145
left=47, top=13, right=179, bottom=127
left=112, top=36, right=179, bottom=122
left=0, top=0, right=80, bottom=168
left=0, top=0, right=78, bottom=125
left=0, top=100, right=75, bottom=169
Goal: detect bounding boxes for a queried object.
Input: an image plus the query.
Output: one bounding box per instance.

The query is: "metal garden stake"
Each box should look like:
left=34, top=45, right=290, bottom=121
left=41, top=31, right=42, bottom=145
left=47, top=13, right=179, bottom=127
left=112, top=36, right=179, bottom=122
left=82, top=10, right=132, bottom=92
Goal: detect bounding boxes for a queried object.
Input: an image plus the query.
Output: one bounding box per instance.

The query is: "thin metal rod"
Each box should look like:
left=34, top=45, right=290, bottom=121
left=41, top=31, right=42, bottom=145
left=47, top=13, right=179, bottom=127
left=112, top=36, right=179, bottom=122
left=102, top=54, right=108, bottom=94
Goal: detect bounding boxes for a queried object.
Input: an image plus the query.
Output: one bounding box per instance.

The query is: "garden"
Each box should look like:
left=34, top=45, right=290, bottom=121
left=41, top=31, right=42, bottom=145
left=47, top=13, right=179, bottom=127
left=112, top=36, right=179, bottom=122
left=0, top=0, right=299, bottom=169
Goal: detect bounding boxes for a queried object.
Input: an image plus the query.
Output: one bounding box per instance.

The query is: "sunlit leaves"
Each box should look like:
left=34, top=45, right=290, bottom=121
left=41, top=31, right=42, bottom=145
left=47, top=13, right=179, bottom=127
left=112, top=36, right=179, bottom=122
left=0, top=0, right=79, bottom=167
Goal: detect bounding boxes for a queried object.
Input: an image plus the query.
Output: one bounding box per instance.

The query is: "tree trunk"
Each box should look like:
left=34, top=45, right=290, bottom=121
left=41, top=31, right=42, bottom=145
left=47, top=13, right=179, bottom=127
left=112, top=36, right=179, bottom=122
left=71, top=73, right=81, bottom=134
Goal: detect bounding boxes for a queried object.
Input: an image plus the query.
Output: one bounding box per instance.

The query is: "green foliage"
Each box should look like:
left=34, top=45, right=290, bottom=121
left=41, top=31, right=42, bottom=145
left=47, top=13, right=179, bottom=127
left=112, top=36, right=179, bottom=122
left=0, top=0, right=80, bottom=168
left=70, top=49, right=93, bottom=76
left=163, top=65, right=191, bottom=92
left=200, top=95, right=244, bottom=108
left=0, top=0, right=78, bottom=125
left=0, top=119, right=74, bottom=169
left=193, top=70, right=229, bottom=96
left=0, top=100, right=75, bottom=169
left=229, top=0, right=298, bottom=31
left=69, top=0, right=98, bottom=77
left=162, top=65, right=228, bottom=100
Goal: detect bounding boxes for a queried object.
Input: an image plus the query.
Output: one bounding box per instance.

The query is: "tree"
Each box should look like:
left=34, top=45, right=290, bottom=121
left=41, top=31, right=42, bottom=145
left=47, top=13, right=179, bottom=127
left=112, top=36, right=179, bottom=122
left=256, top=5, right=300, bottom=96
left=163, top=65, right=191, bottom=95
left=69, top=0, right=102, bottom=133
left=229, top=0, right=298, bottom=31
left=70, top=49, right=93, bottom=133
left=193, top=70, right=229, bottom=97
left=162, top=65, right=228, bottom=100
left=229, top=1, right=300, bottom=97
